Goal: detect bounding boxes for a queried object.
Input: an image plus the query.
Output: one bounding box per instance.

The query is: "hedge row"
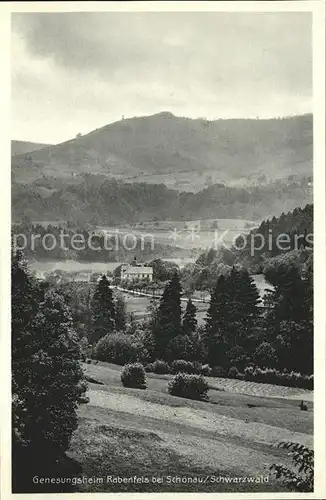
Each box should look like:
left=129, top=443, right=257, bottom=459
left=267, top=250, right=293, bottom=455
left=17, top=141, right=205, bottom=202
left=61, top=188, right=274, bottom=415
left=143, top=360, right=313, bottom=389
left=92, top=335, right=313, bottom=391
left=243, top=366, right=313, bottom=389
left=144, top=359, right=212, bottom=376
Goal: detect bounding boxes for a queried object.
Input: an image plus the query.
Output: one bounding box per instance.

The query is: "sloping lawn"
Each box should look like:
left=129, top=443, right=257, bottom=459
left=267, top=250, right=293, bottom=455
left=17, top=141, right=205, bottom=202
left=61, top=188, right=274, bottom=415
left=66, top=361, right=313, bottom=493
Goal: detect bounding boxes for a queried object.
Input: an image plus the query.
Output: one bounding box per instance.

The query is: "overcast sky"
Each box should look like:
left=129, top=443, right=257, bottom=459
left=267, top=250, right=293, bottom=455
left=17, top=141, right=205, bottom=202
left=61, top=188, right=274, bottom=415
left=12, top=12, right=312, bottom=144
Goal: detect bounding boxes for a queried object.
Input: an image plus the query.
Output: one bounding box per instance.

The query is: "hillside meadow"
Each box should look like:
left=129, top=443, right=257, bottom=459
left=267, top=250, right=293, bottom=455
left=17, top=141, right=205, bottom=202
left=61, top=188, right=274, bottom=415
left=66, top=361, right=313, bottom=493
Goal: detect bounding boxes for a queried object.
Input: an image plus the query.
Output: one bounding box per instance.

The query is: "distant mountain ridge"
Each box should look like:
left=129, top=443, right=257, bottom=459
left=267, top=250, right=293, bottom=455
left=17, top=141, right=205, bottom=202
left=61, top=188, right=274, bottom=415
left=11, top=140, right=53, bottom=157
left=12, top=112, right=313, bottom=192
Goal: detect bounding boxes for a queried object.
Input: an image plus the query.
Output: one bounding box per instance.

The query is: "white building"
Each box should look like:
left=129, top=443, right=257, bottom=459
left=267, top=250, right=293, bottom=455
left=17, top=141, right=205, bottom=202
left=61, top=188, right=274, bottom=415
left=120, top=262, right=153, bottom=282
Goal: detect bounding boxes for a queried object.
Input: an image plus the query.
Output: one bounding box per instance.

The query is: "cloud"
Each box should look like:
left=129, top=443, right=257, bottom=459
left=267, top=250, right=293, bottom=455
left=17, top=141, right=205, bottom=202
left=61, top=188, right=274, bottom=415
left=11, top=12, right=312, bottom=143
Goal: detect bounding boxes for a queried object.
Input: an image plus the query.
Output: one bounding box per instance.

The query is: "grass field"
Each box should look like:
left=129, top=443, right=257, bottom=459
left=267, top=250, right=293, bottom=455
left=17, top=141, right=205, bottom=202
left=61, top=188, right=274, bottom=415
left=98, top=218, right=256, bottom=249
left=120, top=292, right=209, bottom=323
left=29, top=260, right=121, bottom=278
left=67, top=361, right=313, bottom=493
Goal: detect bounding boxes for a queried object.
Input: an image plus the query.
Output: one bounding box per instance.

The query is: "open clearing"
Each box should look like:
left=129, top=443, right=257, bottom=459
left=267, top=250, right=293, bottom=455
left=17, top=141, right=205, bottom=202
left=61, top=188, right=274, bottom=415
left=68, top=361, right=313, bottom=493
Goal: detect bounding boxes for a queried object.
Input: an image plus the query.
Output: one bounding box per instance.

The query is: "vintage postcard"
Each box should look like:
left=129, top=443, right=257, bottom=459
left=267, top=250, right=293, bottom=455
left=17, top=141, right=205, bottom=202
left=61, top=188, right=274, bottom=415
left=1, top=1, right=325, bottom=498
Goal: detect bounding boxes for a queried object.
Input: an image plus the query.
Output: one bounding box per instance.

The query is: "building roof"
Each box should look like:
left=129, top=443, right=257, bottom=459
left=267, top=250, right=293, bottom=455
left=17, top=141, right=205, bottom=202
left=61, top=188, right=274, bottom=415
left=121, top=265, right=153, bottom=275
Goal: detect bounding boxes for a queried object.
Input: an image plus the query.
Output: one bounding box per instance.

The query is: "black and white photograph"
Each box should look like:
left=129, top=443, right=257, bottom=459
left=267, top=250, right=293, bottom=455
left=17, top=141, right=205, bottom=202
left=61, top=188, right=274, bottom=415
left=3, top=1, right=325, bottom=497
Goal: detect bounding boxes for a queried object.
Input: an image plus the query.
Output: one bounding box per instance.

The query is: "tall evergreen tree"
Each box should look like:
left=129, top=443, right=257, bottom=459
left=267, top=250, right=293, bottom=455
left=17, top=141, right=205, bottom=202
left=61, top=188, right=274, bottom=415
left=204, top=274, right=231, bottom=367
left=233, top=268, right=261, bottom=348
left=204, top=267, right=261, bottom=368
left=154, top=271, right=182, bottom=358
left=264, top=260, right=313, bottom=374
left=182, top=298, right=197, bottom=336
left=237, top=269, right=261, bottom=317
left=205, top=274, right=231, bottom=334
left=90, top=275, right=115, bottom=344
left=115, top=293, right=127, bottom=332
left=265, top=264, right=309, bottom=323
left=226, top=267, right=243, bottom=323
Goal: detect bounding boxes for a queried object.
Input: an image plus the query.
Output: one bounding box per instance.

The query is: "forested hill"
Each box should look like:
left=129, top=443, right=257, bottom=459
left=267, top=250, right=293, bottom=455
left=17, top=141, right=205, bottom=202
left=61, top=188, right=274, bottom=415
left=232, top=203, right=313, bottom=271
left=252, top=203, right=312, bottom=239
left=12, top=174, right=312, bottom=226
left=180, top=204, right=313, bottom=291
left=12, top=112, right=312, bottom=191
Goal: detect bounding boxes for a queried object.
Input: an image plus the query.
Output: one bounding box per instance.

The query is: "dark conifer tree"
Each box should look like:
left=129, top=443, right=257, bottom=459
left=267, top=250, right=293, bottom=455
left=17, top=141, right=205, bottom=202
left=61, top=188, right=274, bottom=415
left=264, top=261, right=313, bottom=374
left=236, top=268, right=261, bottom=349
left=91, top=275, right=116, bottom=344
left=237, top=268, right=261, bottom=319
left=265, top=264, right=308, bottom=323
left=154, top=271, right=182, bottom=358
left=114, top=293, right=127, bottom=332
left=203, top=274, right=231, bottom=367
left=226, top=267, right=261, bottom=367
left=204, top=267, right=261, bottom=368
left=227, top=267, right=243, bottom=323
left=205, top=274, right=231, bottom=333
left=182, top=298, right=197, bottom=336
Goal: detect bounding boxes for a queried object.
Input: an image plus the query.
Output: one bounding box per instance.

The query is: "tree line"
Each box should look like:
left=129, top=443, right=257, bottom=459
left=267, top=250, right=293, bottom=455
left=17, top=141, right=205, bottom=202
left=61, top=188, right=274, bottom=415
left=11, top=222, right=181, bottom=262
left=12, top=173, right=312, bottom=227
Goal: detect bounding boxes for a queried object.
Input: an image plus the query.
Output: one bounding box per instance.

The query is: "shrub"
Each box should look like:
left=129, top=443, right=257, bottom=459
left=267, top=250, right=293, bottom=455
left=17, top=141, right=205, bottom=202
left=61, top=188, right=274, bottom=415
left=228, top=346, right=250, bottom=373
left=200, top=364, right=212, bottom=376
left=254, top=341, right=277, bottom=368
left=168, top=373, right=209, bottom=401
left=144, top=363, right=154, bottom=373
left=121, top=363, right=146, bottom=389
left=94, top=333, right=139, bottom=365
left=130, top=328, right=156, bottom=365
left=171, top=359, right=196, bottom=374
left=244, top=365, right=255, bottom=381
left=192, top=361, right=203, bottom=374
left=228, top=366, right=241, bottom=379
left=211, top=365, right=227, bottom=378
left=151, top=359, right=170, bottom=374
